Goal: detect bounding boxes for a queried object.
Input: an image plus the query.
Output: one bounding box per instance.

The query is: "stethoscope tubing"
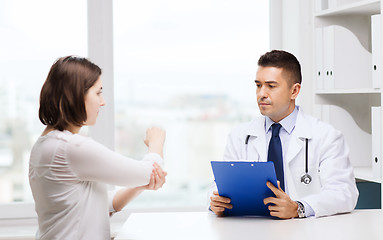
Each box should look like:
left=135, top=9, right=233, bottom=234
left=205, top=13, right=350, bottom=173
left=305, top=138, right=309, bottom=173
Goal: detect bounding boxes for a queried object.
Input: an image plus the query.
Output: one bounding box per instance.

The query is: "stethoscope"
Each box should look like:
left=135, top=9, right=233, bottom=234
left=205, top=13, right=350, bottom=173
left=245, top=136, right=312, bottom=185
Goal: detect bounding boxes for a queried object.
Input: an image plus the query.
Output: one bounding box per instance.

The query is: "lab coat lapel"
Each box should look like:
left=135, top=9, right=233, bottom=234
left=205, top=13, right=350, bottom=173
left=285, top=109, right=312, bottom=164
left=246, top=117, right=267, bottom=161
left=285, top=135, right=304, bottom=164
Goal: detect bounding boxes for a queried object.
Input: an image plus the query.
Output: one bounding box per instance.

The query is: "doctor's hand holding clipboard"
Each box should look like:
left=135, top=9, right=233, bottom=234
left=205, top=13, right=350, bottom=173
left=263, top=181, right=300, bottom=219
left=210, top=181, right=300, bottom=219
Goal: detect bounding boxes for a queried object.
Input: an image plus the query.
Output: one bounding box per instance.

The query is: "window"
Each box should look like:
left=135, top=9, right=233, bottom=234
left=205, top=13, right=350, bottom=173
left=0, top=0, right=269, bottom=213
left=113, top=0, right=269, bottom=209
left=0, top=0, right=87, bottom=203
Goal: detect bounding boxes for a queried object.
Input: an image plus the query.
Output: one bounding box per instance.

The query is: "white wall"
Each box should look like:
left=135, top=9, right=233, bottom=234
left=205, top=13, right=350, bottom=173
left=88, top=0, right=115, bottom=150
left=270, top=0, right=314, bottom=114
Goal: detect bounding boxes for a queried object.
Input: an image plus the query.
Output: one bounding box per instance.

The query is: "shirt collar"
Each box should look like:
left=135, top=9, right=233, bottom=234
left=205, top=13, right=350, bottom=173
left=265, top=106, right=298, bottom=135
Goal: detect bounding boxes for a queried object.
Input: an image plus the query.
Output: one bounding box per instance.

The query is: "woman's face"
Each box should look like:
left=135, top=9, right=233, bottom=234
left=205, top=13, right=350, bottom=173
left=84, top=77, right=105, bottom=126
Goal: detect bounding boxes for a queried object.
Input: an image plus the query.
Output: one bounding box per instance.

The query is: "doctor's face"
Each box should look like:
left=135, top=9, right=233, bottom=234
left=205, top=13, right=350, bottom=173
left=255, top=66, right=300, bottom=123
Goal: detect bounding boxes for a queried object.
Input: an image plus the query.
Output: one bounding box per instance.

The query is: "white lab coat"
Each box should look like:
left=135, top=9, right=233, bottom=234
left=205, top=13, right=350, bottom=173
left=221, top=107, right=359, bottom=217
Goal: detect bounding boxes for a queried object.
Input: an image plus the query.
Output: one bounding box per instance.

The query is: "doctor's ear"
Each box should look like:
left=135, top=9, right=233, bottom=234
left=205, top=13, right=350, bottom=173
left=290, top=83, right=301, bottom=100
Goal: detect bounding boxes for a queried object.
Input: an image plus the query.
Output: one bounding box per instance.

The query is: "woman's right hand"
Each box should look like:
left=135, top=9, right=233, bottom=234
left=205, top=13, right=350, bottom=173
left=144, top=127, right=166, bottom=157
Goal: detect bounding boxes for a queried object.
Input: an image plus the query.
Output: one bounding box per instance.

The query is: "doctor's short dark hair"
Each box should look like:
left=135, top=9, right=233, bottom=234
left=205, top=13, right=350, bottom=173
left=258, top=50, right=302, bottom=85
left=39, top=56, right=102, bottom=131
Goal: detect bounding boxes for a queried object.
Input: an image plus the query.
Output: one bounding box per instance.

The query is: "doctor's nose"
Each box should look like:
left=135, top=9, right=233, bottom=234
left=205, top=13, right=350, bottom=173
left=257, top=86, right=268, bottom=99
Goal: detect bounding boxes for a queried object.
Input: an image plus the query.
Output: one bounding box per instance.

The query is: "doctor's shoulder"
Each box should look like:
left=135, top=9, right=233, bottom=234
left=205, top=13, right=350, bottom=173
left=305, top=113, right=345, bottom=142
left=227, top=117, right=263, bottom=139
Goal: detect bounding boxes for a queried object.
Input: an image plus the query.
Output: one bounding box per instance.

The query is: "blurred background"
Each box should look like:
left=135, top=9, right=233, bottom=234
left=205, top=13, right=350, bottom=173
left=0, top=0, right=269, bottom=210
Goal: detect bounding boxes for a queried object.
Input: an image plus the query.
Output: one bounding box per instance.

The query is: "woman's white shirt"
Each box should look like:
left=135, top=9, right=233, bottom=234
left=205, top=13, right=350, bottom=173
left=29, top=130, right=163, bottom=240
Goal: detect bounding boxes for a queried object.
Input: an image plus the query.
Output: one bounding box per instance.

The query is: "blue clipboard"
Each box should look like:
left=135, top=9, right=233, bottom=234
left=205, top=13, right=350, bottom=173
left=211, top=161, right=278, bottom=216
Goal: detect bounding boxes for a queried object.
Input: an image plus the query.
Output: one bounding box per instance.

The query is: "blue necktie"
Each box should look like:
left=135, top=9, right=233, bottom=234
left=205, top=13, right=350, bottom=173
left=268, top=123, right=285, bottom=191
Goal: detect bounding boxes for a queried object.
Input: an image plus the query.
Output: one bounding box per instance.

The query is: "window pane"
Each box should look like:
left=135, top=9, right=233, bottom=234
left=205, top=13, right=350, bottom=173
left=114, top=0, right=269, bottom=208
left=0, top=0, right=87, bottom=203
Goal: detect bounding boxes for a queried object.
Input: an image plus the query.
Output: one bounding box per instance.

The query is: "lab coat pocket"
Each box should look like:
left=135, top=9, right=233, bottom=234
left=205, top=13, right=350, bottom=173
left=290, top=161, right=321, bottom=199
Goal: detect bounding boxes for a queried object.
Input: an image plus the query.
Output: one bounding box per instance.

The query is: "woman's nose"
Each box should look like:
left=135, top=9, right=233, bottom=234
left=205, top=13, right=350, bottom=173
left=100, top=96, right=106, bottom=106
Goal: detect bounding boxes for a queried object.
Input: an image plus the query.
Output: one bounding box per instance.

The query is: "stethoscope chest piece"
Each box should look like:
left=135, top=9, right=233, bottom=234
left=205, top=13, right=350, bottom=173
left=301, top=173, right=312, bottom=185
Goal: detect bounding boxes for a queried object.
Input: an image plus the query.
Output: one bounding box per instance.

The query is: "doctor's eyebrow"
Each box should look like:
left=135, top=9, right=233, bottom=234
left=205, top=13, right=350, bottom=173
left=254, top=80, right=279, bottom=84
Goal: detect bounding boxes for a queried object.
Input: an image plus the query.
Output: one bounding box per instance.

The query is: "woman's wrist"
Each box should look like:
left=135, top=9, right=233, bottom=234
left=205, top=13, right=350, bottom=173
left=148, top=143, right=164, bottom=158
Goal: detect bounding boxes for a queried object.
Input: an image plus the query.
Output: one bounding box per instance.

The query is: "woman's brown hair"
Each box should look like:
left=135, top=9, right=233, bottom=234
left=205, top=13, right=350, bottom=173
left=39, top=56, right=102, bottom=131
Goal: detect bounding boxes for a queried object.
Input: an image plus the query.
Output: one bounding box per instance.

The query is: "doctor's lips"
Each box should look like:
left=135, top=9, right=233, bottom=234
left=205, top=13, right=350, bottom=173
left=259, top=102, right=270, bottom=106
left=258, top=99, right=271, bottom=105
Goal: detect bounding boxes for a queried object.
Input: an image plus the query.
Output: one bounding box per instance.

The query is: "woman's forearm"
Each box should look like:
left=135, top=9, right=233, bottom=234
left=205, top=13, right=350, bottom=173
left=112, top=186, right=145, bottom=212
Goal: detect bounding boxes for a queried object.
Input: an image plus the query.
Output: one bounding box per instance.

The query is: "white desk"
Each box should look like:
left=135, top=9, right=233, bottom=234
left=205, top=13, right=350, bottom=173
left=115, top=210, right=383, bottom=240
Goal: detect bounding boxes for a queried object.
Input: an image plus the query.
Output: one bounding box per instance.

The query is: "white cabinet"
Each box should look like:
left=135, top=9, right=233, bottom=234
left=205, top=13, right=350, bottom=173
left=372, top=106, right=382, bottom=178
left=372, top=14, right=382, bottom=88
left=318, top=25, right=372, bottom=89
left=315, top=28, right=324, bottom=90
left=313, top=0, right=382, bottom=188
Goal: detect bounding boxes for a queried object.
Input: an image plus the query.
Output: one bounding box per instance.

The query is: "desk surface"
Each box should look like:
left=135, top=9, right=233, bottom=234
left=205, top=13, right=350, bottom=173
left=115, top=210, right=383, bottom=240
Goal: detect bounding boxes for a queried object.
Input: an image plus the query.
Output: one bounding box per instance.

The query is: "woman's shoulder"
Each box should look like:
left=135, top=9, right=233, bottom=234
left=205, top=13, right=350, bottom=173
left=42, top=130, right=94, bottom=149
left=65, top=132, right=106, bottom=154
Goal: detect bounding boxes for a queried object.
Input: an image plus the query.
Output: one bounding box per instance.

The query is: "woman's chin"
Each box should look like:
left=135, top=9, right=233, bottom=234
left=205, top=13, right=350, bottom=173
left=83, top=120, right=97, bottom=126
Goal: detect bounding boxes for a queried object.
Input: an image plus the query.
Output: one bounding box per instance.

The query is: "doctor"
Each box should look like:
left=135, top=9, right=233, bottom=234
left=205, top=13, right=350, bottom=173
left=209, top=50, right=359, bottom=219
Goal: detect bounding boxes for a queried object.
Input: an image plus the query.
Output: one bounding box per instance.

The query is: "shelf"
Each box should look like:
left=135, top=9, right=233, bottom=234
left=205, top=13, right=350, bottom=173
left=354, top=166, right=382, bottom=183
left=312, top=0, right=383, bottom=208
left=316, top=88, right=381, bottom=94
left=315, top=0, right=380, bottom=17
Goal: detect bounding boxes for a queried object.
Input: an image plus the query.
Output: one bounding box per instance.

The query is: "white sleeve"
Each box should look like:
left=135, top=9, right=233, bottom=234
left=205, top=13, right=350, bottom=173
left=207, top=181, right=218, bottom=210
left=301, top=129, right=359, bottom=217
left=223, top=135, right=241, bottom=160
left=223, top=125, right=245, bottom=160
left=207, top=129, right=240, bottom=210
left=66, top=135, right=163, bottom=188
left=108, top=189, right=118, bottom=213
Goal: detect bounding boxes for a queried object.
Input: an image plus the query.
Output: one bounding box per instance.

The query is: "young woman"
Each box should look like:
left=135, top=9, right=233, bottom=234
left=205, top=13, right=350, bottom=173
left=29, top=56, right=167, bottom=240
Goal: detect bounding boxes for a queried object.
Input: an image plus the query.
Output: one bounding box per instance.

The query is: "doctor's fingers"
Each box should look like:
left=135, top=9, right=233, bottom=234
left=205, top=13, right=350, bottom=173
left=210, top=194, right=231, bottom=204
left=210, top=200, right=233, bottom=211
left=266, top=181, right=285, bottom=198
left=267, top=203, right=285, bottom=212
left=268, top=206, right=296, bottom=219
left=210, top=205, right=225, bottom=217
left=263, top=196, right=281, bottom=206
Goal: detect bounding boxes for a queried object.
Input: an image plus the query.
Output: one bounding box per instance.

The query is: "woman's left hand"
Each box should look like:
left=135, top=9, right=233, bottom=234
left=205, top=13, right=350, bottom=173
left=112, top=164, right=167, bottom=212
left=145, top=162, right=167, bottom=190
